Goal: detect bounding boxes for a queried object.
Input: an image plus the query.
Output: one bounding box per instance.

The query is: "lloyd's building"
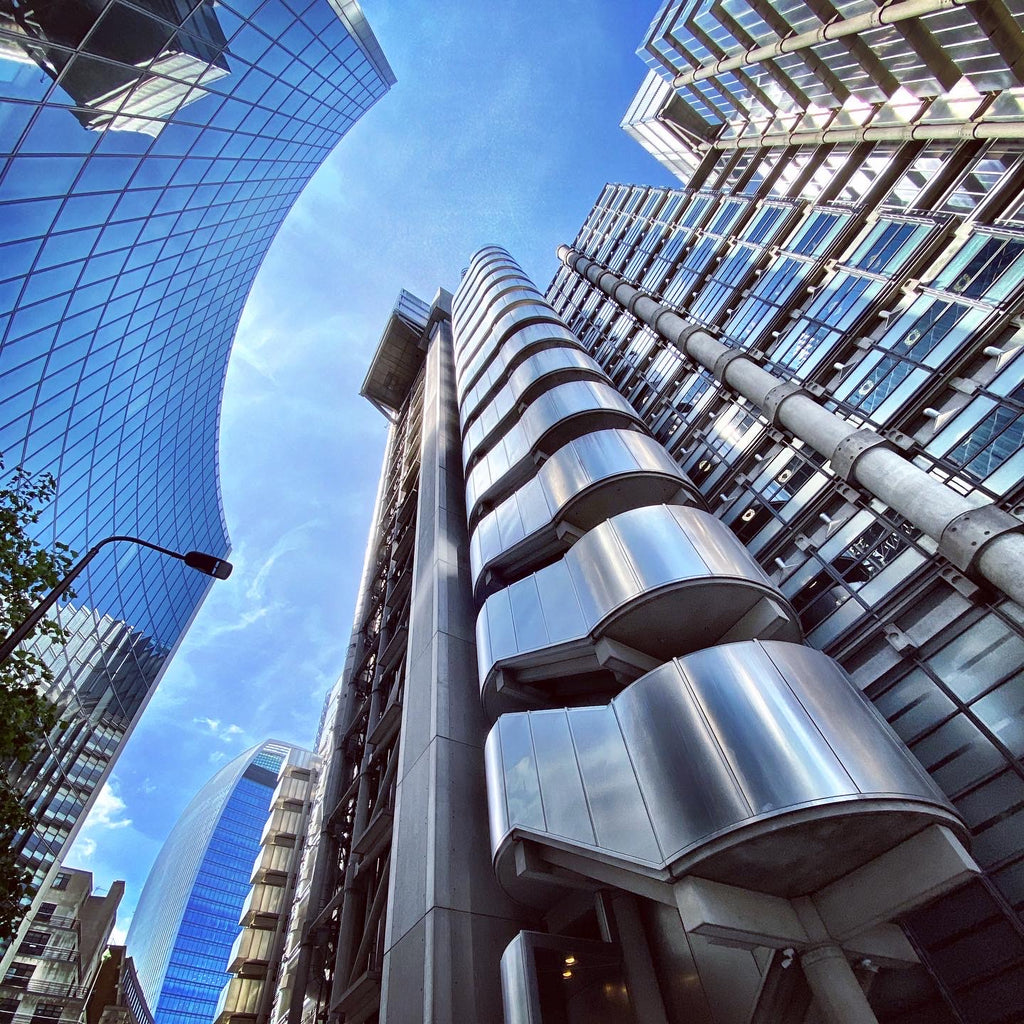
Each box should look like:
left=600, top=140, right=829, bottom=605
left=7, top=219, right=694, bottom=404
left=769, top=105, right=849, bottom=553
left=273, top=2, right=1024, bottom=1021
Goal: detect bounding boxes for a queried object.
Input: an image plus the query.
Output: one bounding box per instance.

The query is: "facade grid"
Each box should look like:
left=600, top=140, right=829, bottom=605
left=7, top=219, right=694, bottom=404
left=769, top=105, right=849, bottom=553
left=0, top=0, right=394, bottom=952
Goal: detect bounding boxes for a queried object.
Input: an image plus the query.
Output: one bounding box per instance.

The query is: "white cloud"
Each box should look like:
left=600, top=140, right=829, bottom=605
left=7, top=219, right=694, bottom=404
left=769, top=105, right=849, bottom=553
left=193, top=717, right=247, bottom=745
left=76, top=837, right=97, bottom=859
left=88, top=781, right=132, bottom=830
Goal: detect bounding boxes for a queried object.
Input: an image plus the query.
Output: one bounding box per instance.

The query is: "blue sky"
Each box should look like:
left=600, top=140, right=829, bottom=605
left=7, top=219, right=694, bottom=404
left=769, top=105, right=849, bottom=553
left=68, top=0, right=675, bottom=935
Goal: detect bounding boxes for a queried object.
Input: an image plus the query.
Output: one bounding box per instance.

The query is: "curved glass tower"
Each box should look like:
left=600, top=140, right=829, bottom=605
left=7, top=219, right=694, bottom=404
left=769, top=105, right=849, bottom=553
left=127, top=741, right=311, bottom=1024
left=0, top=0, right=393, bottom=926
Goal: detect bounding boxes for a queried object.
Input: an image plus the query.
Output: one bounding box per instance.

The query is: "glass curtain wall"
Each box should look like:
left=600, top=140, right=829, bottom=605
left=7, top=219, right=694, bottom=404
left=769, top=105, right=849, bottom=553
left=0, top=0, right=393, bottom=910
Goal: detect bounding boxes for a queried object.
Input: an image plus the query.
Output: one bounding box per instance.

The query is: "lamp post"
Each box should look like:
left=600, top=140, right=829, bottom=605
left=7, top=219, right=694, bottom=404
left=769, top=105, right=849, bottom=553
left=0, top=534, right=233, bottom=666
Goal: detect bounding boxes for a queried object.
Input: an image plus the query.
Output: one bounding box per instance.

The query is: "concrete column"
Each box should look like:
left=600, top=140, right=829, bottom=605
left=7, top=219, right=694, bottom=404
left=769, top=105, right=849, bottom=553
left=609, top=894, right=670, bottom=1024
left=800, top=947, right=880, bottom=1024
left=379, top=319, right=523, bottom=1023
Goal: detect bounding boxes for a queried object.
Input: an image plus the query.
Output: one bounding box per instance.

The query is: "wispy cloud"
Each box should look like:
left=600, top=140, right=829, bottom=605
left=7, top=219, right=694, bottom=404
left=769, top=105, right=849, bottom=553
left=192, top=717, right=248, bottom=745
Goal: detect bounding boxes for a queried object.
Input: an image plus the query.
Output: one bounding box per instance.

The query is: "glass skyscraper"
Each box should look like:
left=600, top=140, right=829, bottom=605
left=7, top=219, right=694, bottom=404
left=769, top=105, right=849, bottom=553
left=127, top=741, right=311, bottom=1024
left=0, top=0, right=393, bottom=944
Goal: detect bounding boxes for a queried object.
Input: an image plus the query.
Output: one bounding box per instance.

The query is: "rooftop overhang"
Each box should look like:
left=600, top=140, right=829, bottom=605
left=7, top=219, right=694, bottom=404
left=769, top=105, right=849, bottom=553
left=360, top=289, right=452, bottom=417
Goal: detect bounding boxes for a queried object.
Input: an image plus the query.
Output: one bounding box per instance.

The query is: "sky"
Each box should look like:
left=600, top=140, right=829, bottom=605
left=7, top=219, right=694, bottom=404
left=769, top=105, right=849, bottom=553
left=67, top=0, right=677, bottom=939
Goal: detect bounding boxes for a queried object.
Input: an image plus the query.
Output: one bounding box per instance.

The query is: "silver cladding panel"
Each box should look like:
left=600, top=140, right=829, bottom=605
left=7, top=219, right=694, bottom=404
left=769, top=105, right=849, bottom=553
left=459, top=324, right=583, bottom=424
left=455, top=271, right=534, bottom=343
left=469, top=429, right=697, bottom=590
left=456, top=303, right=567, bottom=396
left=485, top=640, right=958, bottom=881
left=462, top=347, right=606, bottom=464
left=476, top=504, right=800, bottom=690
left=454, top=247, right=514, bottom=313
left=499, top=933, right=531, bottom=1024
left=459, top=289, right=546, bottom=364
left=464, top=380, right=642, bottom=521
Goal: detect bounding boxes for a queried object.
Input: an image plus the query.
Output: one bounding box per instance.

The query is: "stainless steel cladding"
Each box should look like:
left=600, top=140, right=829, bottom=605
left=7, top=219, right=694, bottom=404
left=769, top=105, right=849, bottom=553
left=469, top=428, right=703, bottom=600
left=484, top=640, right=963, bottom=903
left=464, top=380, right=646, bottom=525
left=475, top=504, right=801, bottom=715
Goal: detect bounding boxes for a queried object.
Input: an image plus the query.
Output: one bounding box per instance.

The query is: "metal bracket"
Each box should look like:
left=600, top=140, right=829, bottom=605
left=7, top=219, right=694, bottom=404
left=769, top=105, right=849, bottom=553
left=626, top=291, right=651, bottom=317
left=653, top=307, right=690, bottom=346
left=830, top=428, right=893, bottom=483
left=712, top=347, right=746, bottom=385
left=939, top=504, right=1024, bottom=575
left=762, top=381, right=805, bottom=428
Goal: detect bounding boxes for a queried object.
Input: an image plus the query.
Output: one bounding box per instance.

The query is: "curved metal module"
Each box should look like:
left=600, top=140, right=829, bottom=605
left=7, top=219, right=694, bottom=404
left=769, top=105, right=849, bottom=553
left=469, top=428, right=703, bottom=601
left=484, top=640, right=963, bottom=904
left=464, top=379, right=646, bottom=526
left=458, top=323, right=584, bottom=427
left=462, top=347, right=608, bottom=465
left=476, top=504, right=801, bottom=715
left=457, top=301, right=569, bottom=397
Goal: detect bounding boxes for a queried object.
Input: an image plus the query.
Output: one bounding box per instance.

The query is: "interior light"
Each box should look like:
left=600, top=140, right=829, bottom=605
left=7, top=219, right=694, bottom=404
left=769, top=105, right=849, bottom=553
left=562, top=970, right=573, bottom=979
left=564, top=955, right=576, bottom=966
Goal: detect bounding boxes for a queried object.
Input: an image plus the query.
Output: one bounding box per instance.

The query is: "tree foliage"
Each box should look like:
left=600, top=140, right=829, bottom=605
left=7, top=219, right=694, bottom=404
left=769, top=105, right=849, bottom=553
left=0, top=458, right=74, bottom=944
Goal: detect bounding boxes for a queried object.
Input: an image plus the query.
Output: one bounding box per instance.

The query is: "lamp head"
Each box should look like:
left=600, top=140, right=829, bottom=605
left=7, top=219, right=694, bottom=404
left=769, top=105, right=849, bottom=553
left=183, top=551, right=233, bottom=579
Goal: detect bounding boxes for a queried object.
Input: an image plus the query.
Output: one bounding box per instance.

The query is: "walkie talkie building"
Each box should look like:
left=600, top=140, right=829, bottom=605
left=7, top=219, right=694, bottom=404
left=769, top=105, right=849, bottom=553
left=0, top=0, right=393, bottom=965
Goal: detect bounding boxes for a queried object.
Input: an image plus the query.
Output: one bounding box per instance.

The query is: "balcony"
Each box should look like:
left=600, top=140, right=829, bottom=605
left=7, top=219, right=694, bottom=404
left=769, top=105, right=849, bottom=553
left=484, top=640, right=965, bottom=906
left=469, top=429, right=703, bottom=601
left=476, top=504, right=801, bottom=715
left=0, top=979, right=89, bottom=1000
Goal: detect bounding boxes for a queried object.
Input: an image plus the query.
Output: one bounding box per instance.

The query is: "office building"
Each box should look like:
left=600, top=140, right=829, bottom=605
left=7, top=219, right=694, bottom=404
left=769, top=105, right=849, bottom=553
left=268, top=1, right=1024, bottom=1020
left=215, top=750, right=318, bottom=1024
left=126, top=742, right=312, bottom=1024
left=0, top=0, right=394, bottom=952
left=0, top=867, right=123, bottom=1024
left=273, top=234, right=1016, bottom=1024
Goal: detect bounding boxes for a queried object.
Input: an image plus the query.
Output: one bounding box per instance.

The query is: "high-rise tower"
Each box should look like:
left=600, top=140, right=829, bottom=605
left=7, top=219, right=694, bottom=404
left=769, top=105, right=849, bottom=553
left=127, top=741, right=313, bottom=1024
left=0, top=0, right=393, bottom=945
left=278, top=1, right=1024, bottom=1019
left=277, top=242, right=1009, bottom=1023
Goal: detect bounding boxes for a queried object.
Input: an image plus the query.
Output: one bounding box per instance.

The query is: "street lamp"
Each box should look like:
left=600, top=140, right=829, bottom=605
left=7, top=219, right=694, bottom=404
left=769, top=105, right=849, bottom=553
left=0, top=534, right=233, bottom=666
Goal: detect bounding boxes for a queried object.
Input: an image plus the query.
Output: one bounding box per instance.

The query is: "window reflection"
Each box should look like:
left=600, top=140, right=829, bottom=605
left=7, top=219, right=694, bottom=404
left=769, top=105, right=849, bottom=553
left=0, top=0, right=229, bottom=136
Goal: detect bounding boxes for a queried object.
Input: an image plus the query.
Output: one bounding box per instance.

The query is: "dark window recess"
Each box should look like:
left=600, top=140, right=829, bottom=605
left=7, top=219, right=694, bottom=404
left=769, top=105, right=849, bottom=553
left=35, top=904, right=57, bottom=923
left=21, top=932, right=50, bottom=956
left=2, top=964, right=33, bottom=989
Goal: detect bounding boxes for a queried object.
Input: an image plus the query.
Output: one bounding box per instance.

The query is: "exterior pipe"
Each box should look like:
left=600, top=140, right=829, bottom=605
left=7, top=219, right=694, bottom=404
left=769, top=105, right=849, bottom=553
left=673, top=0, right=973, bottom=86
left=711, top=121, right=1024, bottom=151
left=558, top=245, right=1024, bottom=608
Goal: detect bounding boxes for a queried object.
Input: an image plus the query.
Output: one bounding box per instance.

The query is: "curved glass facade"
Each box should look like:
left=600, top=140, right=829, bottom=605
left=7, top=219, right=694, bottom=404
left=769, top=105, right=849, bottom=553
left=0, top=0, right=392, bottom=913
left=126, top=741, right=308, bottom=1024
